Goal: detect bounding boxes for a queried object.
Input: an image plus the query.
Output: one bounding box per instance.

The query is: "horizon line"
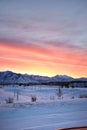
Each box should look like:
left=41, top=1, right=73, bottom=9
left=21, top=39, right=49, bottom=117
left=0, top=70, right=87, bottom=79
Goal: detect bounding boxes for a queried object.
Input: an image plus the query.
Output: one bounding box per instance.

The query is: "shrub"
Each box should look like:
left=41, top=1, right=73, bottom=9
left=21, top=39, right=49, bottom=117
left=79, top=94, right=87, bottom=98
left=31, top=96, right=37, bottom=102
left=5, top=97, right=14, bottom=104
left=71, top=96, right=74, bottom=99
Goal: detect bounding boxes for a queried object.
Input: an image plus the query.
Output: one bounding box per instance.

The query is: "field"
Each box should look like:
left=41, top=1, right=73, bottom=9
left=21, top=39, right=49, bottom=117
left=0, top=85, right=87, bottom=130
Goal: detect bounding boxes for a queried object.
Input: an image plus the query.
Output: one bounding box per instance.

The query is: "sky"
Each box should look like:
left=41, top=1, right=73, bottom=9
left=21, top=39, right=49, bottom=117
left=0, top=0, right=87, bottom=77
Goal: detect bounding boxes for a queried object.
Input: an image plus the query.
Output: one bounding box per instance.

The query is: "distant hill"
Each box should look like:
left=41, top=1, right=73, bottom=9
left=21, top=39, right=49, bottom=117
left=0, top=71, right=87, bottom=87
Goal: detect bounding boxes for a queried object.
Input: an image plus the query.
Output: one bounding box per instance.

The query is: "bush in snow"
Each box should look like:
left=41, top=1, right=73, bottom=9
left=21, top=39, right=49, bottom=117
left=5, top=97, right=14, bottom=104
left=31, top=96, right=37, bottom=102
left=71, top=96, right=75, bottom=99
left=79, top=94, right=87, bottom=98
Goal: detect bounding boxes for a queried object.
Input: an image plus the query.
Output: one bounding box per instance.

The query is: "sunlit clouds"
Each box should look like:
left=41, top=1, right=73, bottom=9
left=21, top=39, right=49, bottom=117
left=0, top=0, right=87, bottom=77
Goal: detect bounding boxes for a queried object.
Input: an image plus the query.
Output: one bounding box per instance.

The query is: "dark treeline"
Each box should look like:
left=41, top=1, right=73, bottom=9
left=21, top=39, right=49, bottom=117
left=0, top=80, right=87, bottom=88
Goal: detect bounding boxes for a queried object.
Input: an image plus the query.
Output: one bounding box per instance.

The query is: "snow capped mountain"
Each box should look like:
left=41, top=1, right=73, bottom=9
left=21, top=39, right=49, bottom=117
left=28, top=75, right=50, bottom=83
left=75, top=77, right=87, bottom=82
left=17, top=74, right=39, bottom=83
left=0, top=71, right=19, bottom=83
left=51, top=75, right=74, bottom=82
left=0, top=71, right=87, bottom=84
left=0, top=71, right=50, bottom=84
left=0, top=71, right=38, bottom=84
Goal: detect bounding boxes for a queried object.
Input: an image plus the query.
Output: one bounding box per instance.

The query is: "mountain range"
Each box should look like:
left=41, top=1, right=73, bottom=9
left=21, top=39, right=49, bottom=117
left=0, top=71, right=87, bottom=84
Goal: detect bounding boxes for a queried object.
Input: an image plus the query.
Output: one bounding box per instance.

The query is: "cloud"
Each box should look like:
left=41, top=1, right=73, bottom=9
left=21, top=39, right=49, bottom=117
left=0, top=37, right=87, bottom=77
left=0, top=0, right=87, bottom=77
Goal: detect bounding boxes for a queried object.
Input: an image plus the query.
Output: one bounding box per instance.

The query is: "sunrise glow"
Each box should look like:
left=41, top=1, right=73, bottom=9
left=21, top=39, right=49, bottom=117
left=0, top=0, right=87, bottom=78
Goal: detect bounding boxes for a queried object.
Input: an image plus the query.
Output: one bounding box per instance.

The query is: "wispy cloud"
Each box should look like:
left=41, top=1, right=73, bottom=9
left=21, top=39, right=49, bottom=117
left=0, top=0, right=87, bottom=77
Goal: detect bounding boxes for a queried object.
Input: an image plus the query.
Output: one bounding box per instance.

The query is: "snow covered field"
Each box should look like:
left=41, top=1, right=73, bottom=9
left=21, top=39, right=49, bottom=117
left=0, top=85, right=87, bottom=105
left=0, top=85, right=87, bottom=130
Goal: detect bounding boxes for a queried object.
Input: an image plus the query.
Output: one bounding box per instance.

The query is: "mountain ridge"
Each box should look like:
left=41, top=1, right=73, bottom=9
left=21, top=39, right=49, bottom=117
left=0, top=70, right=87, bottom=84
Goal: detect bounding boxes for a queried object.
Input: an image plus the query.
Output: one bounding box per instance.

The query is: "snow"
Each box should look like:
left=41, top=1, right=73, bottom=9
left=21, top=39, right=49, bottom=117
left=0, top=100, right=87, bottom=130
left=0, top=85, right=87, bottom=105
left=0, top=85, right=87, bottom=130
left=51, top=75, right=74, bottom=82
left=1, top=70, right=87, bottom=84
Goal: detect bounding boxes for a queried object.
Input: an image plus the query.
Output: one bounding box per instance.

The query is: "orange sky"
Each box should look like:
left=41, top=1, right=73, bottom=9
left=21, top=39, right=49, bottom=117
left=0, top=41, right=87, bottom=78
left=0, top=0, right=87, bottom=78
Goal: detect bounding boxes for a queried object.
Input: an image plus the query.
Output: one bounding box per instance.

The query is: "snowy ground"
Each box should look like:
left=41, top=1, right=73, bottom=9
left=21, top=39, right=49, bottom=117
left=0, top=85, right=87, bottom=130
left=0, top=85, right=87, bottom=105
